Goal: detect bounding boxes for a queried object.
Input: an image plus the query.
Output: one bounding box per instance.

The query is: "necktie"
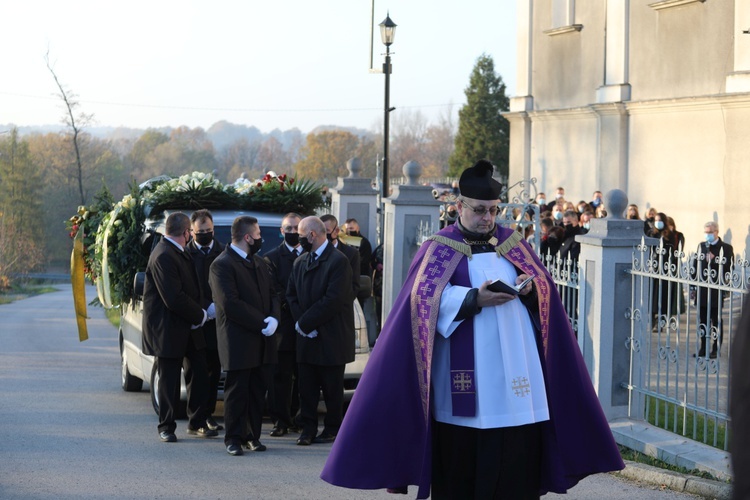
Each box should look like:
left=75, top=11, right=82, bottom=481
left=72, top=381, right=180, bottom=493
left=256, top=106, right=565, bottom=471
left=201, top=246, right=210, bottom=255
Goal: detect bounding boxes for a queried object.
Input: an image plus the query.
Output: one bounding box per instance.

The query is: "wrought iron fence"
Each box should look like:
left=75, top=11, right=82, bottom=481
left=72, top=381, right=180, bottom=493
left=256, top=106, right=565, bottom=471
left=541, top=253, right=581, bottom=338
left=626, top=237, right=749, bottom=449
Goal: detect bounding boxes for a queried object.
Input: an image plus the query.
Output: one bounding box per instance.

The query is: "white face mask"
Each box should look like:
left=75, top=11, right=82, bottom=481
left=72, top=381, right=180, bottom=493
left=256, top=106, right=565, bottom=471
left=654, top=221, right=664, bottom=230
left=705, top=233, right=716, bottom=244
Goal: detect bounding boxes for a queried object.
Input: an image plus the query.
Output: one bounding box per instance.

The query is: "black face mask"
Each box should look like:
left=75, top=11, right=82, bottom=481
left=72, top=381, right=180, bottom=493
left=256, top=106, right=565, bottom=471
left=284, top=232, right=299, bottom=247
left=347, top=231, right=360, bottom=237
left=299, top=235, right=314, bottom=253
left=326, top=233, right=335, bottom=243
left=194, top=231, right=213, bottom=246
left=248, top=236, right=263, bottom=256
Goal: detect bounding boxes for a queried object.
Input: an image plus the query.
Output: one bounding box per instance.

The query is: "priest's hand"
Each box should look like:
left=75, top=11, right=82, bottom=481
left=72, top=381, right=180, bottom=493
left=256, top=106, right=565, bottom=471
left=515, top=274, right=534, bottom=296
left=477, top=280, right=517, bottom=307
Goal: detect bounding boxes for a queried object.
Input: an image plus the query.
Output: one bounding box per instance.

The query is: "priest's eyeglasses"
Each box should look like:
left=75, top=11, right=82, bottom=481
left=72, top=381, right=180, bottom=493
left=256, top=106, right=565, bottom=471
left=461, top=199, right=499, bottom=217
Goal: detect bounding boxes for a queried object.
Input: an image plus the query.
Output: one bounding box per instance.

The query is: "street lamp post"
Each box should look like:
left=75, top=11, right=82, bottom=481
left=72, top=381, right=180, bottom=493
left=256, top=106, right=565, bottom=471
left=379, top=13, right=396, bottom=245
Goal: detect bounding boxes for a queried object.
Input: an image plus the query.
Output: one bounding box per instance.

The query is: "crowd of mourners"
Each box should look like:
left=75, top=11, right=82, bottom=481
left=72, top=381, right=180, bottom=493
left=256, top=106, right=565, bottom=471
left=440, top=185, right=696, bottom=265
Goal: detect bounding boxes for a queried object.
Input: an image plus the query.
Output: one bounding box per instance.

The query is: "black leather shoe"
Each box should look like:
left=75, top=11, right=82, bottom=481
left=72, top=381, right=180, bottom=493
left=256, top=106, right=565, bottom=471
left=186, top=426, right=219, bottom=438
left=226, top=443, right=243, bottom=456
left=692, top=350, right=706, bottom=358
left=709, top=350, right=718, bottom=359
left=243, top=439, right=267, bottom=452
left=159, top=431, right=177, bottom=443
left=206, top=416, right=224, bottom=431
left=313, top=432, right=336, bottom=444
left=296, top=434, right=312, bottom=446
left=270, top=426, right=288, bottom=437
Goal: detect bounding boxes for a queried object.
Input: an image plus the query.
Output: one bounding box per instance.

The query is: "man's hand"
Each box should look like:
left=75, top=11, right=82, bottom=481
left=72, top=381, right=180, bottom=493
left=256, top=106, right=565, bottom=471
left=515, top=274, right=534, bottom=296
left=476, top=280, right=516, bottom=308
left=261, top=316, right=279, bottom=336
left=295, top=321, right=318, bottom=338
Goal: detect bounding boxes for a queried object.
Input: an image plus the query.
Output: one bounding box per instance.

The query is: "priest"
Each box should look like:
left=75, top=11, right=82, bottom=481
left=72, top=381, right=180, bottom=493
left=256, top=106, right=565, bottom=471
left=321, top=160, right=624, bottom=499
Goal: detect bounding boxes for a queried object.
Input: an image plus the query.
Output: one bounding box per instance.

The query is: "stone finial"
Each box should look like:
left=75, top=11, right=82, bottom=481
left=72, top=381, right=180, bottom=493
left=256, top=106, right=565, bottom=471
left=346, top=157, right=361, bottom=178
left=605, top=189, right=628, bottom=220
left=402, top=160, right=422, bottom=186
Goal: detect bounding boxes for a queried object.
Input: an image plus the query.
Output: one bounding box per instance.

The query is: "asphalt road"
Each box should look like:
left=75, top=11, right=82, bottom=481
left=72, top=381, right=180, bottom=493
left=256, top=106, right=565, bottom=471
left=0, top=285, right=703, bottom=499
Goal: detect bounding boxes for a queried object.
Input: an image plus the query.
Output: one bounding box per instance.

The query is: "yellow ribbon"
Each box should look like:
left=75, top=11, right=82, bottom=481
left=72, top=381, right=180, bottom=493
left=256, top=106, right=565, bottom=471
left=70, top=226, right=89, bottom=342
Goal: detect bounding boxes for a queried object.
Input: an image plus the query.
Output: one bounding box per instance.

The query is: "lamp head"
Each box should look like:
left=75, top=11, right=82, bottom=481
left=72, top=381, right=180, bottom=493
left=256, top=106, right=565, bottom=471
left=379, top=13, right=397, bottom=47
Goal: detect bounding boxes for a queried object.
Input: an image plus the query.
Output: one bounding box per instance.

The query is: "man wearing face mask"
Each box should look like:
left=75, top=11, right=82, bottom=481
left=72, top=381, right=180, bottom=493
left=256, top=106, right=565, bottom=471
left=263, top=212, right=305, bottom=437
left=343, top=218, right=372, bottom=278
left=690, top=221, right=734, bottom=358
left=535, top=192, right=547, bottom=207
left=580, top=212, right=594, bottom=233
left=186, top=209, right=224, bottom=432
left=209, top=216, right=280, bottom=455
left=590, top=190, right=603, bottom=209
left=142, top=212, right=215, bottom=443
left=545, top=186, right=565, bottom=212
left=287, top=216, right=354, bottom=446
left=320, top=214, right=360, bottom=301
left=551, top=204, right=565, bottom=226
left=558, top=210, right=584, bottom=263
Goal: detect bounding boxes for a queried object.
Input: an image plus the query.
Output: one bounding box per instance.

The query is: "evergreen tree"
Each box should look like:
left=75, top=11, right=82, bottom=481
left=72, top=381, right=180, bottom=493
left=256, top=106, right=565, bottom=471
left=448, top=54, right=510, bottom=178
left=0, top=129, right=45, bottom=281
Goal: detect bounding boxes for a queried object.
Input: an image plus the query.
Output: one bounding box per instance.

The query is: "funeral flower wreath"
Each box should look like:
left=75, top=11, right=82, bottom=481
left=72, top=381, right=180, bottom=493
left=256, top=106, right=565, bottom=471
left=67, top=171, right=324, bottom=309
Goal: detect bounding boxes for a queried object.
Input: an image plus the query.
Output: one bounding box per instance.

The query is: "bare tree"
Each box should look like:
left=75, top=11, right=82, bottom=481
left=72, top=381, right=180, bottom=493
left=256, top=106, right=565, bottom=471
left=45, top=50, right=93, bottom=205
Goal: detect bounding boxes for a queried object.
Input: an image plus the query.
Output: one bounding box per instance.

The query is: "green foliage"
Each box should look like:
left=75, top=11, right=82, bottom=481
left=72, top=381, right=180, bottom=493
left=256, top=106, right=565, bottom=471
left=448, top=54, right=510, bottom=178
left=618, top=445, right=719, bottom=481
left=67, top=185, right=115, bottom=282
left=644, top=395, right=727, bottom=450
left=0, top=129, right=46, bottom=284
left=147, top=171, right=239, bottom=213
left=236, top=173, right=323, bottom=215
left=104, top=186, right=149, bottom=306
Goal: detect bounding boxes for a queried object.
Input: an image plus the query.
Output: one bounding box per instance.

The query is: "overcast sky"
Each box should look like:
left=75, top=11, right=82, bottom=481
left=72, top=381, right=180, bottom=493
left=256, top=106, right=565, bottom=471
left=0, top=0, right=517, bottom=134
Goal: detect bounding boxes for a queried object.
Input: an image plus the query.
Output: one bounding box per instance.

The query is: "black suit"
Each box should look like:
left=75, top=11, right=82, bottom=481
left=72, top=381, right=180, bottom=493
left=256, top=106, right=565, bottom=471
left=692, top=238, right=734, bottom=356
left=142, top=238, right=209, bottom=434
left=558, top=224, right=583, bottom=263
left=264, top=243, right=305, bottom=430
left=287, top=242, right=354, bottom=438
left=187, top=239, right=224, bottom=418
left=334, top=240, right=360, bottom=300
left=209, top=246, right=279, bottom=446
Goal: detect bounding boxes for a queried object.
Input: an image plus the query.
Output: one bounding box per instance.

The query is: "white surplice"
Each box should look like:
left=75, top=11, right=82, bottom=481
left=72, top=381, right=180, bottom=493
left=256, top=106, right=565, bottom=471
left=432, top=252, right=550, bottom=428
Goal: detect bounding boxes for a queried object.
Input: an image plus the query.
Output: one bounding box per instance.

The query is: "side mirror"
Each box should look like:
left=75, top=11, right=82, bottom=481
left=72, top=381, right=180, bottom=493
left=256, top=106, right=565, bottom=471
left=133, top=272, right=146, bottom=299
left=358, top=275, right=372, bottom=300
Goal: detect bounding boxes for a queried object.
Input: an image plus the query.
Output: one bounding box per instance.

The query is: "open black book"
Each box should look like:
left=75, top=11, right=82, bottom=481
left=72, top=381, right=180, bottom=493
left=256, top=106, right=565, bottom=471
left=487, top=274, right=535, bottom=295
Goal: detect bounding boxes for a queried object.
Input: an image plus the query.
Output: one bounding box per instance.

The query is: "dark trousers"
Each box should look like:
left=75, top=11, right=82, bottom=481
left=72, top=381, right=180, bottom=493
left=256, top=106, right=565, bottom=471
left=698, top=305, right=723, bottom=355
left=223, top=366, right=267, bottom=446
left=156, top=338, right=209, bottom=433
left=298, top=362, right=345, bottom=437
left=205, top=348, right=221, bottom=415
left=270, top=350, right=299, bottom=429
left=431, top=420, right=542, bottom=500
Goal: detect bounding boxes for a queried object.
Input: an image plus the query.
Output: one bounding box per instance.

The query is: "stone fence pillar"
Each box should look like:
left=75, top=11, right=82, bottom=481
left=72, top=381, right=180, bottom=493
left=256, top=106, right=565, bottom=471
left=577, top=189, right=649, bottom=420
left=382, top=161, right=442, bottom=321
left=330, top=157, right=378, bottom=246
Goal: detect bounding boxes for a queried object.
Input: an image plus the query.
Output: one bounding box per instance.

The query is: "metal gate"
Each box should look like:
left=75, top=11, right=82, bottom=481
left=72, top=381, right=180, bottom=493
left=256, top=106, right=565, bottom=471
left=626, top=238, right=749, bottom=449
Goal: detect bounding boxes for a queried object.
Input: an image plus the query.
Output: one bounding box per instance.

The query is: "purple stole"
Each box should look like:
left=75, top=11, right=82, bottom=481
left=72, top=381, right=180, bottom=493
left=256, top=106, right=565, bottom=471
left=411, top=227, right=554, bottom=418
